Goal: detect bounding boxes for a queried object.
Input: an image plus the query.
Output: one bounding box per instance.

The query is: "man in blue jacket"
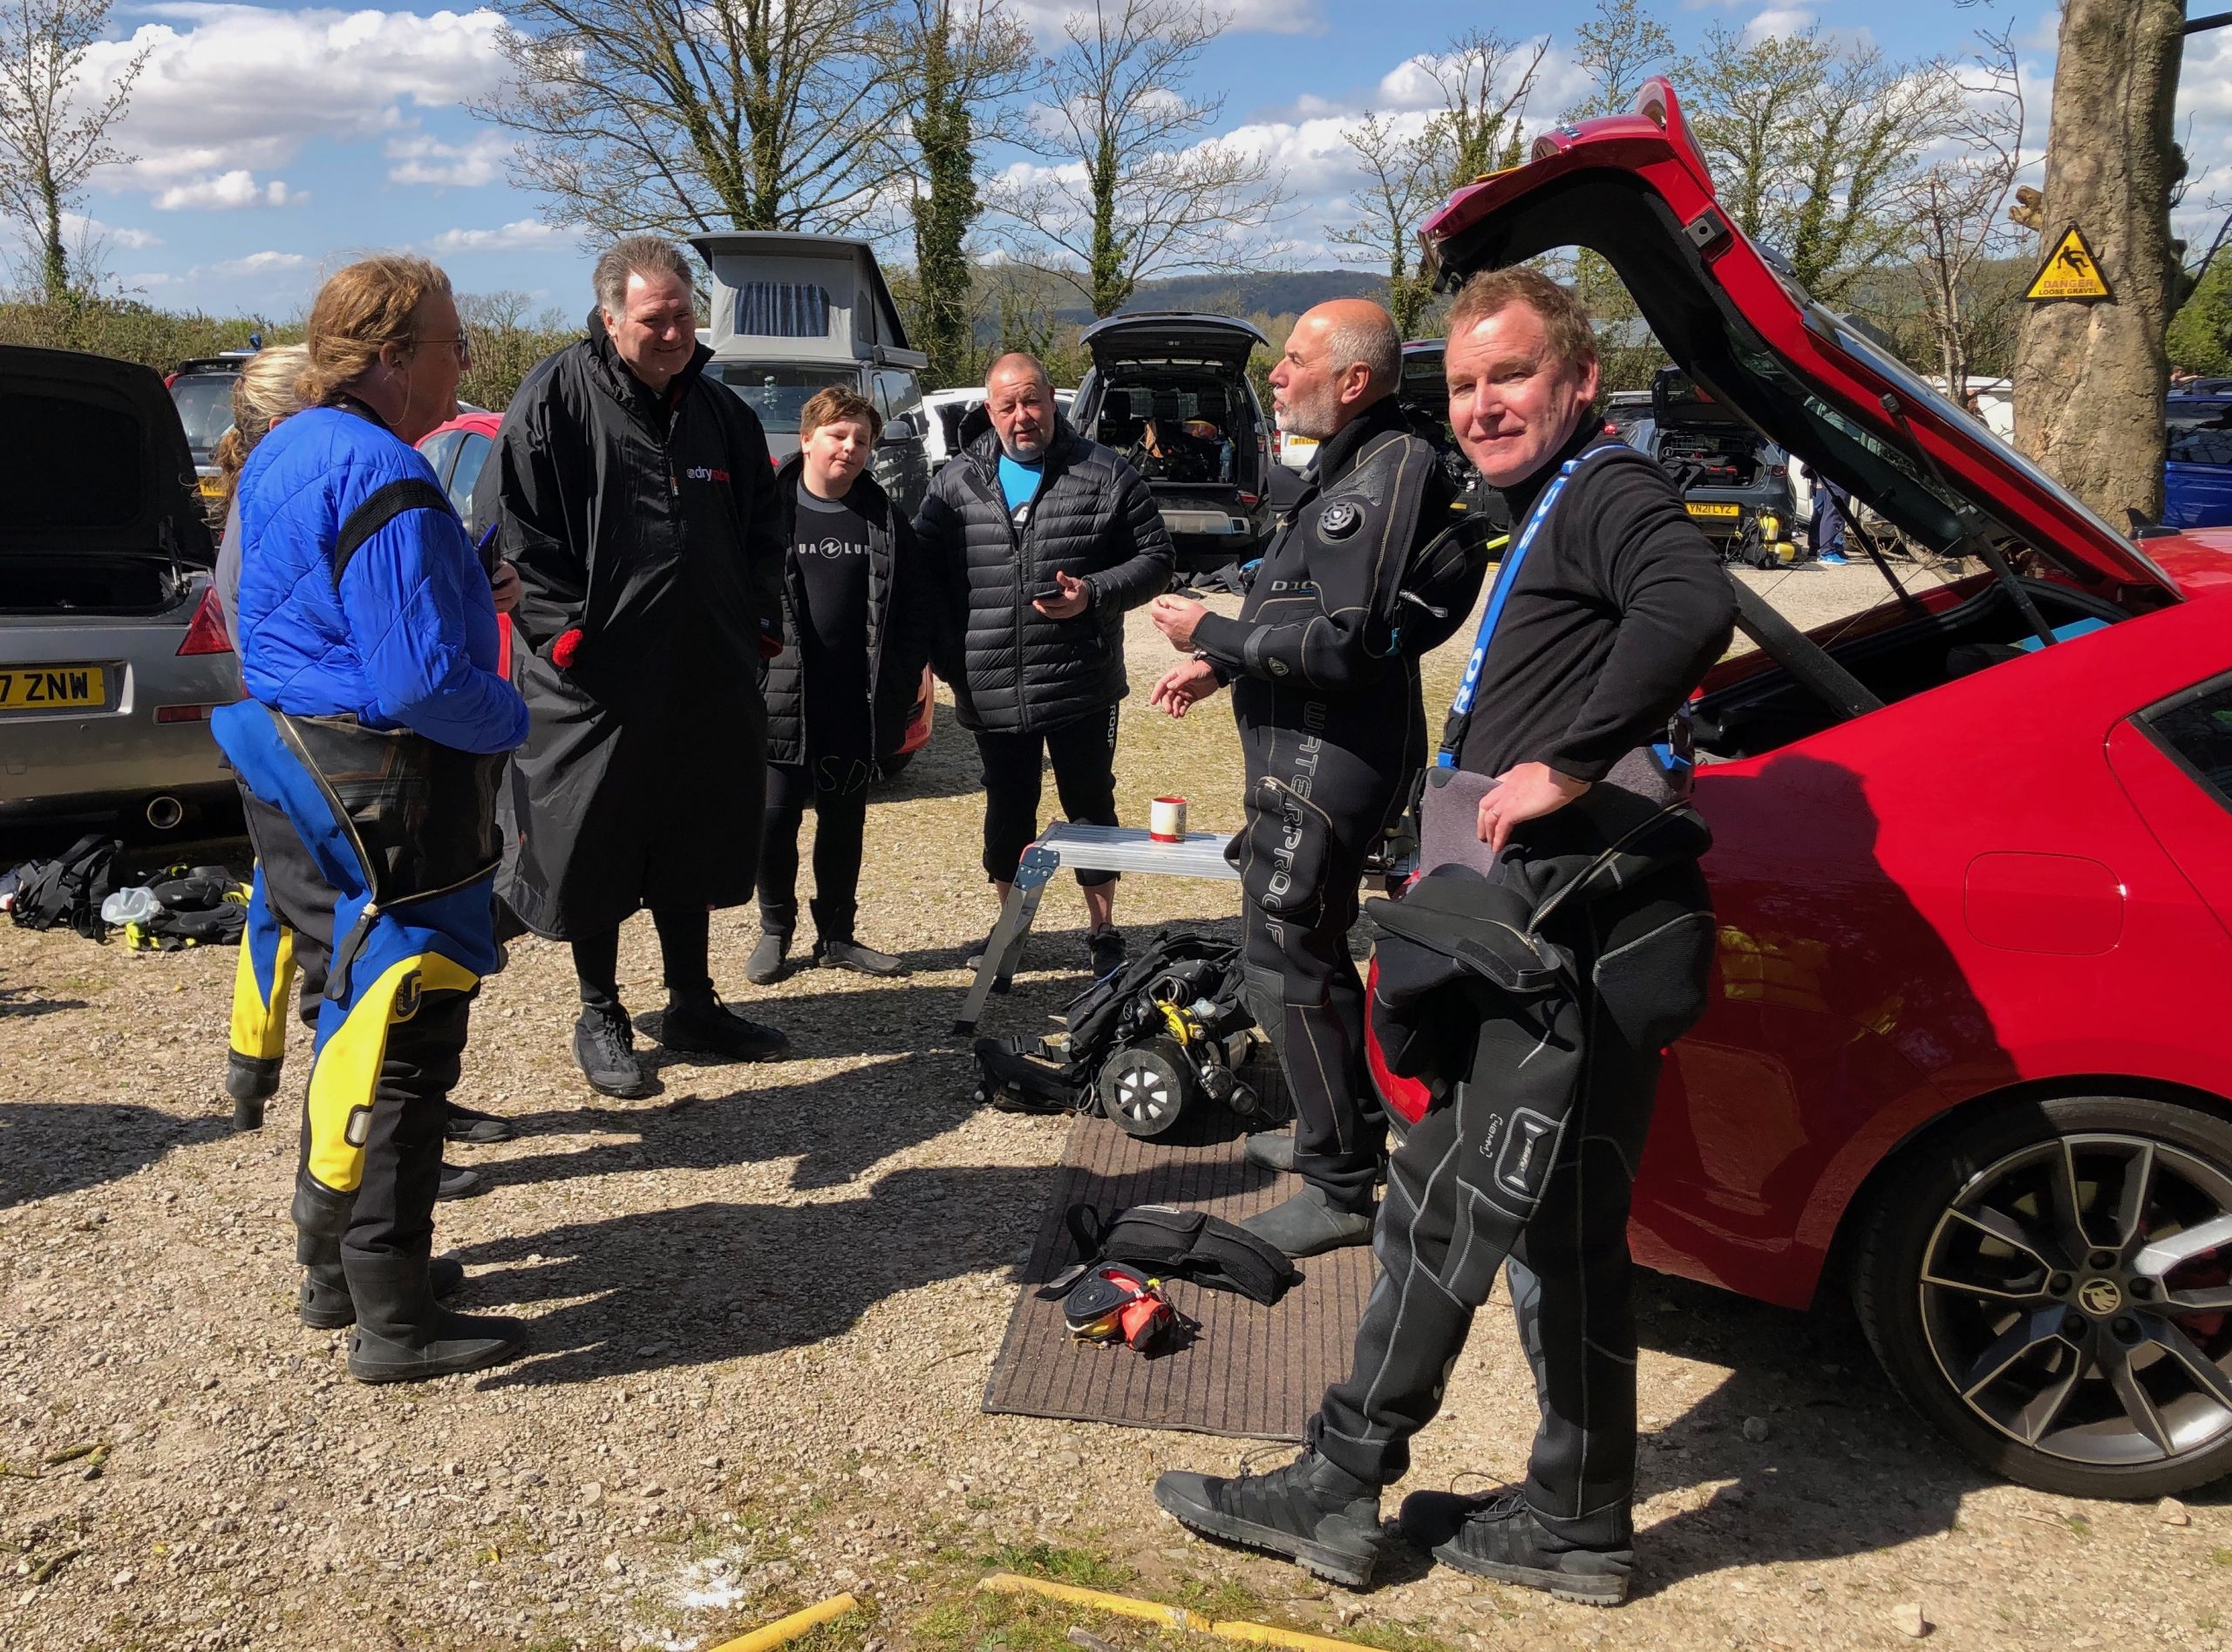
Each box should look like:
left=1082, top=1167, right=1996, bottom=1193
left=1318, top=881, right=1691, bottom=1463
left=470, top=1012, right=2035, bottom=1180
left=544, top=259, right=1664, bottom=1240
left=220, top=253, right=531, bottom=1383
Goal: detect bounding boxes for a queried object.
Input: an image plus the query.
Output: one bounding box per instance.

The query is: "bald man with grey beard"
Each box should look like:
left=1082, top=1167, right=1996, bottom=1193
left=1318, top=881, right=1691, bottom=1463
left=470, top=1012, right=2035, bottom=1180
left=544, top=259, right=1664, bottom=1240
left=1146, top=300, right=1485, bottom=1256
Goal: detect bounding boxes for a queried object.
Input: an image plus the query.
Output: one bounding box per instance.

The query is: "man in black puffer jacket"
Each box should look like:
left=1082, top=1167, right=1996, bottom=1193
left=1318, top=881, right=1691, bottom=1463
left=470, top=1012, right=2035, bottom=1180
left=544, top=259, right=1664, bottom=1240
left=915, top=350, right=1175, bottom=977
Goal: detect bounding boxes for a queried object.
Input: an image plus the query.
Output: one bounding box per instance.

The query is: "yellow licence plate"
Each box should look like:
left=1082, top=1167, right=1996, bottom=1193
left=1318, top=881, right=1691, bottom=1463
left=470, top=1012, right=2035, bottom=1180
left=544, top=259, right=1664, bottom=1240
left=0, top=664, right=105, bottom=710
left=199, top=477, right=221, bottom=499
left=1686, top=502, right=1742, bottom=519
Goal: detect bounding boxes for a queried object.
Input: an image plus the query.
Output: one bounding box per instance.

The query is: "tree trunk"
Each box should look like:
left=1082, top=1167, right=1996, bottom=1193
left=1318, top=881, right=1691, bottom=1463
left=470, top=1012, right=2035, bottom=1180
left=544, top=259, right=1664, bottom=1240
left=908, top=23, right=978, bottom=388
left=2012, top=0, right=2183, bottom=526
left=39, top=167, right=67, bottom=305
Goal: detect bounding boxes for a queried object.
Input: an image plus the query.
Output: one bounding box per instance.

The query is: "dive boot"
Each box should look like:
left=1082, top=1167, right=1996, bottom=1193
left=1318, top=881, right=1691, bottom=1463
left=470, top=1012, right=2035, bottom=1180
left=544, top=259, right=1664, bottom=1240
left=1398, top=1488, right=1631, bottom=1607
left=1153, top=1449, right=1386, bottom=1588
left=657, top=990, right=789, bottom=1061
left=445, top=1104, right=515, bottom=1144
left=1241, top=1185, right=1374, bottom=1258
left=224, top=1050, right=281, bottom=1131
left=301, top=1246, right=466, bottom=1331
left=745, top=930, right=791, bottom=985
left=344, top=1253, right=525, bottom=1383
left=815, top=936, right=907, bottom=976
left=1242, top=1131, right=1296, bottom=1173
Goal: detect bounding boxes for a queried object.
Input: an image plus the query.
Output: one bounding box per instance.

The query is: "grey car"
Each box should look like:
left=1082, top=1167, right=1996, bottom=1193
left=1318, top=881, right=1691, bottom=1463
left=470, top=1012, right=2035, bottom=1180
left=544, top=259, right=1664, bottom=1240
left=1, top=345, right=239, bottom=831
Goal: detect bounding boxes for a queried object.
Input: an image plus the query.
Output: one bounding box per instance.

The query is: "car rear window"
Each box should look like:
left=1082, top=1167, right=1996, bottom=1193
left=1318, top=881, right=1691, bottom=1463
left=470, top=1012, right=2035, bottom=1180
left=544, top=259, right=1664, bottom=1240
left=711, top=364, right=853, bottom=434
left=169, top=373, right=236, bottom=458
left=1, top=391, right=146, bottom=528
left=2139, top=672, right=2232, bottom=812
left=2167, top=409, right=2232, bottom=466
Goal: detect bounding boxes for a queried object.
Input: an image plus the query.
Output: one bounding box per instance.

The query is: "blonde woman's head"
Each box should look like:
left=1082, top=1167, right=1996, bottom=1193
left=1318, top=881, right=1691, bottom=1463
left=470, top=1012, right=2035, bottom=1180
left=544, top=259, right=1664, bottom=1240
left=212, top=343, right=310, bottom=518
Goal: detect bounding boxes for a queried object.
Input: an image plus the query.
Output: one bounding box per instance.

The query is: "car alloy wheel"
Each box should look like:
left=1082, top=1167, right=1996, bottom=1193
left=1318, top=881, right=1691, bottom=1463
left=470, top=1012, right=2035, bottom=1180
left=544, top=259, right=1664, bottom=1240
left=1857, top=1096, right=2232, bottom=1498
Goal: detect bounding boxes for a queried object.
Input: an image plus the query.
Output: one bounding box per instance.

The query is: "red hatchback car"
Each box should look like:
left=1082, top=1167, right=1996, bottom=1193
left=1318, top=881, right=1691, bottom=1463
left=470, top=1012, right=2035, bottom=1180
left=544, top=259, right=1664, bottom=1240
left=415, top=411, right=936, bottom=777
left=1392, top=81, right=2232, bottom=1500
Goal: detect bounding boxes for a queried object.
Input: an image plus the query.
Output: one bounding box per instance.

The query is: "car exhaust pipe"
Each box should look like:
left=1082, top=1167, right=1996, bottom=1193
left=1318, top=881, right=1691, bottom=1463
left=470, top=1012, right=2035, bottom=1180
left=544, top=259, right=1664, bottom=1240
left=145, top=794, right=185, bottom=832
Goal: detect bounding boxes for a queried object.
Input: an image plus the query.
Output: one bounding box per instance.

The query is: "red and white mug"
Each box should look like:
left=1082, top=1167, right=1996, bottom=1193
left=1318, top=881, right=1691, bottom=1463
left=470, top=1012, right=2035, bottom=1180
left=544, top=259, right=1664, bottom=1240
left=1150, top=796, right=1188, bottom=842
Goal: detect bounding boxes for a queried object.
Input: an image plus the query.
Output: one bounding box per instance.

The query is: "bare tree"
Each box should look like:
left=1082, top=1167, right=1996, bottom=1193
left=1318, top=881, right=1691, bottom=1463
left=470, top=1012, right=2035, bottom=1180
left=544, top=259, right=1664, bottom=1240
left=475, top=0, right=908, bottom=239
left=1566, top=0, right=1672, bottom=120
left=1419, top=28, right=1547, bottom=194
left=988, top=0, right=1288, bottom=319
left=0, top=0, right=146, bottom=304
left=1901, top=27, right=2026, bottom=404
left=1328, top=112, right=1439, bottom=337
left=1681, top=23, right=1956, bottom=303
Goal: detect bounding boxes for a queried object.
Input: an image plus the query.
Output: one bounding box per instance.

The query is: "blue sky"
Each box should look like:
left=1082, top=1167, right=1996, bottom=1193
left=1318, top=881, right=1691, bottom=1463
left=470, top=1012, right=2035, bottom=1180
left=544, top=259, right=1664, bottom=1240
left=31, top=0, right=2232, bottom=321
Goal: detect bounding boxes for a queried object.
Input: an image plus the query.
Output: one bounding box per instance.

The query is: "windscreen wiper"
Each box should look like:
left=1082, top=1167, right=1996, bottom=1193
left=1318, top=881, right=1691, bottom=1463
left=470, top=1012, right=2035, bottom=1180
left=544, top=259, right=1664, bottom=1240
left=1875, top=391, right=2058, bottom=649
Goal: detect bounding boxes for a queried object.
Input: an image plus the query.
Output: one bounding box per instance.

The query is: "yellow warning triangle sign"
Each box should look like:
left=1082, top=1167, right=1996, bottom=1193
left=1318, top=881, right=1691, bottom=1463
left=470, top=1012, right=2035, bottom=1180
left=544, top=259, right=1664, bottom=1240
left=2024, top=224, right=2113, bottom=303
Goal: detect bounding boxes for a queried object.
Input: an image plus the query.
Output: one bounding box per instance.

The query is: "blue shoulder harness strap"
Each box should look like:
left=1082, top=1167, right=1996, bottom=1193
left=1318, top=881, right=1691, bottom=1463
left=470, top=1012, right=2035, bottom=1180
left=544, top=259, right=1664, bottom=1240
left=1437, top=440, right=1625, bottom=770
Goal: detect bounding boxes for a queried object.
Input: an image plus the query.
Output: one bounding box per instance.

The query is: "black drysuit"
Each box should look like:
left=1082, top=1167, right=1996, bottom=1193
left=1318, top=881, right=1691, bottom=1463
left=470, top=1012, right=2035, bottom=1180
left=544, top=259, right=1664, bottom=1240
left=479, top=322, right=786, bottom=940
left=1310, top=425, right=1736, bottom=1552
left=1190, top=397, right=1482, bottom=1214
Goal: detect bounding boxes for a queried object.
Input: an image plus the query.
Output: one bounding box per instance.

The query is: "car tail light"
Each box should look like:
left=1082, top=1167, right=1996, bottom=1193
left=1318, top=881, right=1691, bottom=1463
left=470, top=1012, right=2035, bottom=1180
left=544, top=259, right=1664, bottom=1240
left=1239, top=493, right=1259, bottom=506
left=155, top=704, right=215, bottom=724
left=1771, top=464, right=1787, bottom=477
left=178, top=587, right=233, bottom=656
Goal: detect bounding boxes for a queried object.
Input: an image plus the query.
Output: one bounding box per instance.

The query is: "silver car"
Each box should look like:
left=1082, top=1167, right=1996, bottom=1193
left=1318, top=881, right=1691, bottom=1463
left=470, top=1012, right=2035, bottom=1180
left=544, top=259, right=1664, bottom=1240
left=1, top=345, right=240, bottom=832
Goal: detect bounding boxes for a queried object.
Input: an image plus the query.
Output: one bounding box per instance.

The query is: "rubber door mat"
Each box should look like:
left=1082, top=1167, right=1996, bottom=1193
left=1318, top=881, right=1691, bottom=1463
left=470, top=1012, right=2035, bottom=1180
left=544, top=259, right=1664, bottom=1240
left=981, top=1106, right=1376, bottom=1442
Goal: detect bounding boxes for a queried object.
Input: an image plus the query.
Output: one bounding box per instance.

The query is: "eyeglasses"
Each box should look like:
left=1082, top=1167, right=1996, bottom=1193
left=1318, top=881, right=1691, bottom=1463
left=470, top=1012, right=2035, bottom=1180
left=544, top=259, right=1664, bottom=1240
left=416, top=330, right=473, bottom=367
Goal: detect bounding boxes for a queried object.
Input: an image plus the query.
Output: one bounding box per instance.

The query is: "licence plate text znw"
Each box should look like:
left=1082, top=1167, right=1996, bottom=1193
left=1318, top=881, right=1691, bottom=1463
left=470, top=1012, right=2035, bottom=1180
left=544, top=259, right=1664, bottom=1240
left=1685, top=502, right=1742, bottom=519
left=0, top=665, right=105, bottom=710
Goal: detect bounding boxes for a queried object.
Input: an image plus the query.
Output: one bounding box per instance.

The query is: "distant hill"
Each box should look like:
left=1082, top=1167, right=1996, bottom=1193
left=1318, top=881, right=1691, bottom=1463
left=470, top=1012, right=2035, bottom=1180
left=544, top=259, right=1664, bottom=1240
left=1079, top=269, right=1389, bottom=324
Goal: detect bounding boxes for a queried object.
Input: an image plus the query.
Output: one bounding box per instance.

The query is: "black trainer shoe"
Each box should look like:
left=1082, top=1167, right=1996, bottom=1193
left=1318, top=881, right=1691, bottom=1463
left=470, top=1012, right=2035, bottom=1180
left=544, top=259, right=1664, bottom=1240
left=1242, top=1131, right=1296, bottom=1173
left=657, top=992, right=790, bottom=1061
left=573, top=1004, right=653, bottom=1099
left=1241, top=1185, right=1373, bottom=1257
left=1398, top=1488, right=1632, bottom=1607
left=745, top=930, right=790, bottom=985
left=436, top=1162, right=485, bottom=1200
left=1153, top=1449, right=1387, bottom=1588
left=1087, top=925, right=1127, bottom=979
left=816, top=936, right=908, bottom=976
left=445, top=1104, right=515, bottom=1145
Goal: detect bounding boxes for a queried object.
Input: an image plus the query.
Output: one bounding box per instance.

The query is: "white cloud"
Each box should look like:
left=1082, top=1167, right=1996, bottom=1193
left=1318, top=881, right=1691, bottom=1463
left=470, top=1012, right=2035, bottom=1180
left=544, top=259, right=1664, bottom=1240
left=81, top=5, right=507, bottom=198
left=1004, top=0, right=1324, bottom=40
left=425, top=217, right=568, bottom=253
left=1743, top=7, right=1815, bottom=44
left=205, top=250, right=310, bottom=278
left=152, top=170, right=306, bottom=210
left=386, top=131, right=514, bottom=187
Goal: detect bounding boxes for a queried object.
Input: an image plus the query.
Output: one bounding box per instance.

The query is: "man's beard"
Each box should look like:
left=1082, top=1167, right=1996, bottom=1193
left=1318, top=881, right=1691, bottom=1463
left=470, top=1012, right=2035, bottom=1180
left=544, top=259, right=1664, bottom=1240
left=1276, top=384, right=1344, bottom=442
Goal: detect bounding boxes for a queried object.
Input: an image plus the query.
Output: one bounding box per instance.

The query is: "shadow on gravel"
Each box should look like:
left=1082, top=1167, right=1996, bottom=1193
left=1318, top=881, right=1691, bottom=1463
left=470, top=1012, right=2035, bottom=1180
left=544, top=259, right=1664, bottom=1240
left=463, top=1151, right=1208, bottom=1388
left=0, top=1101, right=235, bottom=1210
left=0, top=985, right=86, bottom=1019
left=1612, top=1275, right=1978, bottom=1595
left=478, top=1050, right=983, bottom=1193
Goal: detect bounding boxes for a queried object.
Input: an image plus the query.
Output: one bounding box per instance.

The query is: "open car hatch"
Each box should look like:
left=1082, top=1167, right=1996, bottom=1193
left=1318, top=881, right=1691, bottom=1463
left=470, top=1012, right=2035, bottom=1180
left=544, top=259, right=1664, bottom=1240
left=1081, top=314, right=1268, bottom=373
left=1419, top=78, right=2181, bottom=606
left=1, top=344, right=214, bottom=568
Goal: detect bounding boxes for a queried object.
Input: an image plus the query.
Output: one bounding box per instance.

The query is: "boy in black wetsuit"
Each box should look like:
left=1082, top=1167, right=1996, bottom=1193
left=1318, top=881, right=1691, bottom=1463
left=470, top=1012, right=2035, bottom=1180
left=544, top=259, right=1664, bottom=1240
left=1153, top=269, right=1735, bottom=1603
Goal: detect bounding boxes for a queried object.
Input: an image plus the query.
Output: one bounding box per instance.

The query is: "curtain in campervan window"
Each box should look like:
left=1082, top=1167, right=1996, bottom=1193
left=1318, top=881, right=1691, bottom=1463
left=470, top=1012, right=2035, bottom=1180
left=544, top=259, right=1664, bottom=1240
left=736, top=282, right=832, bottom=338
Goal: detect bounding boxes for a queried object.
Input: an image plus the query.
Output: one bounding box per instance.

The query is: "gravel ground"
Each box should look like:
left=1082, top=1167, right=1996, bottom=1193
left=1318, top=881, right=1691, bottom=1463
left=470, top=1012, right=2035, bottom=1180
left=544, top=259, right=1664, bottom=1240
left=3, top=560, right=2223, bottom=1652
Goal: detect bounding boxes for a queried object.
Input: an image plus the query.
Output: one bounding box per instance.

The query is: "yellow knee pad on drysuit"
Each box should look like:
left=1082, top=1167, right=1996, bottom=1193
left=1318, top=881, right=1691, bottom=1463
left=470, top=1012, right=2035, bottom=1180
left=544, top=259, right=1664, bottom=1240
left=301, top=954, right=480, bottom=1196
left=228, top=912, right=297, bottom=1067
